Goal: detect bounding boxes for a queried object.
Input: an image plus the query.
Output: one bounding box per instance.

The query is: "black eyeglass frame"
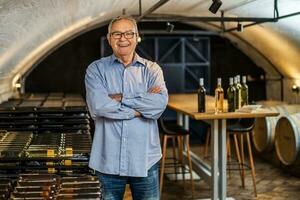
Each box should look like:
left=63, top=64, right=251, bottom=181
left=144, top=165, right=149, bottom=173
left=109, top=31, right=137, bottom=39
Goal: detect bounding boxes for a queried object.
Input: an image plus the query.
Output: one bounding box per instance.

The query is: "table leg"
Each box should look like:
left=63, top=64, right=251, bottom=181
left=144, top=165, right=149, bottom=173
left=211, top=119, right=219, bottom=200
left=184, top=115, right=189, bottom=130
left=177, top=113, right=183, bottom=126
left=218, top=119, right=227, bottom=199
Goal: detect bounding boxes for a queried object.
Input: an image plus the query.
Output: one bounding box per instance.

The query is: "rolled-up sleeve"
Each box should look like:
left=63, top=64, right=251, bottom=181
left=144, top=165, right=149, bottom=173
left=85, top=62, right=136, bottom=120
left=122, top=63, right=168, bottom=119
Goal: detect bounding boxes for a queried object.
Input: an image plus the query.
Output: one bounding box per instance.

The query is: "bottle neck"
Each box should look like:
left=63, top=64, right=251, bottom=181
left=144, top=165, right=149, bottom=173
left=242, top=76, right=247, bottom=84
left=217, top=78, right=222, bottom=87
left=199, top=78, right=204, bottom=86
left=229, top=78, right=233, bottom=85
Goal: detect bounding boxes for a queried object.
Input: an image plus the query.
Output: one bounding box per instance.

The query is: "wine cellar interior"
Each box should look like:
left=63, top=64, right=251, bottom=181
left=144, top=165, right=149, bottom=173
left=1, top=1, right=300, bottom=199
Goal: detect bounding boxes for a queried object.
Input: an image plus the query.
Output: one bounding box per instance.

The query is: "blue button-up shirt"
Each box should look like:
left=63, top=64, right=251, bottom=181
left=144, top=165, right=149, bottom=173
left=85, top=53, right=168, bottom=177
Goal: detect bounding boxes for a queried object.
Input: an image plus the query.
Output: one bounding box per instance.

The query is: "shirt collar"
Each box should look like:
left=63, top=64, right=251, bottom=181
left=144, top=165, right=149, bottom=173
left=110, top=53, right=146, bottom=67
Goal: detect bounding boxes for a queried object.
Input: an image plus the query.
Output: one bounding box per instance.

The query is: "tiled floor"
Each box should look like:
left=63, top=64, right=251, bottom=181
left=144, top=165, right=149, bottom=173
left=124, top=143, right=300, bottom=200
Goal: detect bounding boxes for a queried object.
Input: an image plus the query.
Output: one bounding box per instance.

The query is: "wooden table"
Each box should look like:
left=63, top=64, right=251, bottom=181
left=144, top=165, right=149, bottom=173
left=168, top=94, right=279, bottom=200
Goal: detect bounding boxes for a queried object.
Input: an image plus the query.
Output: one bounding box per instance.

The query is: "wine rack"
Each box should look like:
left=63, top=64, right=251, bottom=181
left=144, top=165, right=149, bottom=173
left=0, top=93, right=101, bottom=199
left=1, top=174, right=102, bottom=199
left=0, top=93, right=90, bottom=133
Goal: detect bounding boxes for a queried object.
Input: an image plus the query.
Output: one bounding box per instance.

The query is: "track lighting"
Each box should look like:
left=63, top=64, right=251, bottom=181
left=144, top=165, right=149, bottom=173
left=209, top=0, right=223, bottom=14
left=166, top=22, right=174, bottom=33
left=237, top=22, right=244, bottom=32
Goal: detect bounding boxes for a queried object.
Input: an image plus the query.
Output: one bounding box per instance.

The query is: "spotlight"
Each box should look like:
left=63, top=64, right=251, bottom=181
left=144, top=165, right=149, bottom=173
left=237, top=22, right=244, bottom=32
left=166, top=22, right=174, bottom=33
left=292, top=84, right=299, bottom=93
left=209, top=0, right=223, bottom=14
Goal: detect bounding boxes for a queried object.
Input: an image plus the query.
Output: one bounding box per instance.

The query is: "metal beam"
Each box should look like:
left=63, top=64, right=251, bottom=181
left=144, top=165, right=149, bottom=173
left=139, top=0, right=142, bottom=16
left=140, top=30, right=218, bottom=35
left=140, top=14, right=276, bottom=23
left=274, top=0, right=279, bottom=19
left=136, top=0, right=170, bottom=20
left=225, top=11, right=300, bottom=32
left=277, top=11, right=300, bottom=20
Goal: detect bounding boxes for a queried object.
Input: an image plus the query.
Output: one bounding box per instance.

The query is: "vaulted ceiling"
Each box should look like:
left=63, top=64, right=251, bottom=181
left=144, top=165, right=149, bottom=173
left=0, top=0, right=299, bottom=101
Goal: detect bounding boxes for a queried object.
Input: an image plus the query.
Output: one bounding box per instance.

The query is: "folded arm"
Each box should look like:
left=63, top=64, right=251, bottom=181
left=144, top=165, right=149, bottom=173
left=85, top=63, right=138, bottom=120
left=121, top=64, right=168, bottom=119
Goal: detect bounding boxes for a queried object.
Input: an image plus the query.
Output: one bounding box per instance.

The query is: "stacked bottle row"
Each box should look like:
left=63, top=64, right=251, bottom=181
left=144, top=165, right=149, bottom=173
left=4, top=174, right=103, bottom=199
left=197, top=75, right=249, bottom=113
left=227, top=75, right=249, bottom=112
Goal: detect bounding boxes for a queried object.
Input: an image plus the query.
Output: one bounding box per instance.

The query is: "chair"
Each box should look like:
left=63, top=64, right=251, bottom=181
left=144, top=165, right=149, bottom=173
left=158, top=116, right=195, bottom=198
left=204, top=118, right=257, bottom=197
left=227, top=118, right=257, bottom=197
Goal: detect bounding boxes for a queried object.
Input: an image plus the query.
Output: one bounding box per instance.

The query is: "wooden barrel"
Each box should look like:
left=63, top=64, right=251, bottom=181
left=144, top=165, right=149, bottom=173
left=275, top=113, right=300, bottom=166
left=252, top=104, right=300, bottom=153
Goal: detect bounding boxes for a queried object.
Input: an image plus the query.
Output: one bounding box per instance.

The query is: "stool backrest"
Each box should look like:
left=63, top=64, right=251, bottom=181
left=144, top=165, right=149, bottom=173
left=158, top=116, right=169, bottom=134
left=240, top=118, right=255, bottom=130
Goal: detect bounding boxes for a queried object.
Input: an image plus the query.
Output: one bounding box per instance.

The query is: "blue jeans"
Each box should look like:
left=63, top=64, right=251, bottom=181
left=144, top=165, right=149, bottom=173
left=96, top=163, right=160, bottom=200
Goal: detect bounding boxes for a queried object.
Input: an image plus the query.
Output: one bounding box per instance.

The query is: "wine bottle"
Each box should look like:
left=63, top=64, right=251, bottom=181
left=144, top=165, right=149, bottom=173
left=227, top=77, right=236, bottom=112
left=215, top=78, right=224, bottom=113
left=234, top=76, right=242, bottom=109
left=197, top=78, right=206, bottom=113
left=241, top=75, right=249, bottom=106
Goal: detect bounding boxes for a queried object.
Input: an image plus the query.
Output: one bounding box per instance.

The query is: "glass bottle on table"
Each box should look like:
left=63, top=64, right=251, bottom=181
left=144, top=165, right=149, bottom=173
left=234, top=76, right=242, bottom=109
left=227, top=77, right=236, bottom=112
left=241, top=75, right=249, bottom=106
left=215, top=78, right=224, bottom=113
left=197, top=78, right=206, bottom=113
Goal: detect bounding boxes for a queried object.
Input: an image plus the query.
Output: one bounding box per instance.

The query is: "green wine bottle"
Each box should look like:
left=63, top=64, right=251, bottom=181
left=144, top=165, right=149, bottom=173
left=227, top=77, right=236, bottom=112
left=234, top=75, right=242, bottom=109
left=241, top=76, right=249, bottom=106
left=197, top=78, right=206, bottom=113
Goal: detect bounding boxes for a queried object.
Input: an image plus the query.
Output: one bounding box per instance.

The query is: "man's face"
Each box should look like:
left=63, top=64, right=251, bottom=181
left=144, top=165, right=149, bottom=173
left=107, top=19, right=138, bottom=58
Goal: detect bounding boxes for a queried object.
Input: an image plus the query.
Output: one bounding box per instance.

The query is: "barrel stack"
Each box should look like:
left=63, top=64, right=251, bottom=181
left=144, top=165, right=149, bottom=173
left=253, top=103, right=300, bottom=176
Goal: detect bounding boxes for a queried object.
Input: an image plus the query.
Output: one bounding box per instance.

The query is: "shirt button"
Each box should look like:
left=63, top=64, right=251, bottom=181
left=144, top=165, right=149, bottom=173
left=123, top=138, right=126, bottom=142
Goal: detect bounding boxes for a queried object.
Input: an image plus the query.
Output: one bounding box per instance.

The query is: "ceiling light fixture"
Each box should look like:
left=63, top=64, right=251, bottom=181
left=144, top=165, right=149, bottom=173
left=292, top=84, right=299, bottom=94
left=166, top=22, right=174, bottom=33
left=209, top=0, right=223, bottom=14
left=237, top=22, right=244, bottom=32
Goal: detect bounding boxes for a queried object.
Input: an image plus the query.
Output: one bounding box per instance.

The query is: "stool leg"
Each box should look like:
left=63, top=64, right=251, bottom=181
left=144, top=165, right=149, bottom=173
left=246, top=132, right=257, bottom=197
left=227, top=134, right=231, bottom=177
left=204, top=129, right=210, bottom=158
left=186, top=135, right=195, bottom=198
left=240, top=134, right=245, bottom=188
left=177, top=136, right=185, bottom=182
left=233, top=134, right=244, bottom=187
left=172, top=137, right=178, bottom=181
left=160, top=135, right=168, bottom=194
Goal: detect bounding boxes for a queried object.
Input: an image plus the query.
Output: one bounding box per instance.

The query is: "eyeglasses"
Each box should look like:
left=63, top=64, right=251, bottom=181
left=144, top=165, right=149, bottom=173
left=110, top=31, right=136, bottom=39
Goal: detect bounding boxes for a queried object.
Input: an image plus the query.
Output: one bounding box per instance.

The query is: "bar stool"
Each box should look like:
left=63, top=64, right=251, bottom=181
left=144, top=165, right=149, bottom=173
left=158, top=117, right=195, bottom=198
left=204, top=118, right=257, bottom=197
left=227, top=118, right=257, bottom=197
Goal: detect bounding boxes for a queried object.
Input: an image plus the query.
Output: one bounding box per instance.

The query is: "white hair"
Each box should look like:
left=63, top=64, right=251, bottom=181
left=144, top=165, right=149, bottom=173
left=107, top=15, right=138, bottom=34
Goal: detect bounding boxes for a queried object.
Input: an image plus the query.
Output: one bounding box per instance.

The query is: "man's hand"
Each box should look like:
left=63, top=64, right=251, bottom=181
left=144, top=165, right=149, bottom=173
left=134, top=111, right=141, bottom=117
left=148, top=86, right=161, bottom=94
left=109, top=93, right=122, bottom=102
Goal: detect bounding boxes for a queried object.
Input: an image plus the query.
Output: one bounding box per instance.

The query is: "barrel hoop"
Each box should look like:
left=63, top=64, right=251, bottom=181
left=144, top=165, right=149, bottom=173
left=293, top=113, right=300, bottom=162
left=276, top=115, right=300, bottom=165
left=265, top=116, right=273, bottom=150
left=288, top=115, right=300, bottom=165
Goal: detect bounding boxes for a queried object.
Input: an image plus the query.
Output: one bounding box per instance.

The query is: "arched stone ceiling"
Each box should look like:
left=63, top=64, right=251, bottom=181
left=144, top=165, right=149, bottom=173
left=0, top=0, right=300, bottom=99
